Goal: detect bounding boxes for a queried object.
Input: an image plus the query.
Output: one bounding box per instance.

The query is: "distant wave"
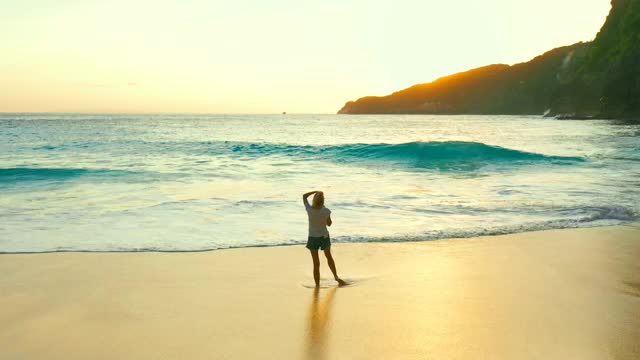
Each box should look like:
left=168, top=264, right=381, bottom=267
left=0, top=167, right=138, bottom=183
left=28, top=140, right=585, bottom=170
left=222, top=141, right=585, bottom=169
left=330, top=141, right=583, bottom=163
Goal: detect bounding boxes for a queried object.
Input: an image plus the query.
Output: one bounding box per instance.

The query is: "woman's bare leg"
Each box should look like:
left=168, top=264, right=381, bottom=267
left=310, top=249, right=320, bottom=287
left=323, top=247, right=347, bottom=286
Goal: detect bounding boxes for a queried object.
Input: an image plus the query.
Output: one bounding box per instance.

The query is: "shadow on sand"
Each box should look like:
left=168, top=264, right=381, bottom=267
left=304, top=287, right=337, bottom=360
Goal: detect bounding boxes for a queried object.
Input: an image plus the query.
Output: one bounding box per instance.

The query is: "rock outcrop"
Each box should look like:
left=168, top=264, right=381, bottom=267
left=339, top=0, right=640, bottom=120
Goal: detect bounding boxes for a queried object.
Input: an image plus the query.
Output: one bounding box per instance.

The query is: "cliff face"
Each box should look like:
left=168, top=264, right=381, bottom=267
left=552, top=0, right=640, bottom=118
left=339, top=0, right=640, bottom=119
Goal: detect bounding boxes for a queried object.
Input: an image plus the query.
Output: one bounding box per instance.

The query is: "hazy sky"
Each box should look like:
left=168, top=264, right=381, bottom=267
left=1, top=0, right=612, bottom=113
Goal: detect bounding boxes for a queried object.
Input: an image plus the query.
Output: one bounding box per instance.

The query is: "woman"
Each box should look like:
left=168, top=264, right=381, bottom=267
left=303, top=190, right=347, bottom=287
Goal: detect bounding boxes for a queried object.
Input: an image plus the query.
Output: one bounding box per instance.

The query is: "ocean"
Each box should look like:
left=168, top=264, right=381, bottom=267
left=1, top=113, right=638, bottom=253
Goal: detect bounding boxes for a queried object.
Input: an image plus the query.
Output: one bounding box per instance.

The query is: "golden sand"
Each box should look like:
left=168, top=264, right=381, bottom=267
left=1, top=224, right=639, bottom=359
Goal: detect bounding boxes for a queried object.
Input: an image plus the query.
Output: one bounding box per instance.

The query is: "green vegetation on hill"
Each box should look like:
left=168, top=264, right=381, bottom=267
left=339, top=0, right=640, bottom=119
left=553, top=0, right=640, bottom=118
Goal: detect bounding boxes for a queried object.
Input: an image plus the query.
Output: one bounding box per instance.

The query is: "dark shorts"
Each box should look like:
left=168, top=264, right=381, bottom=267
left=306, top=235, right=331, bottom=250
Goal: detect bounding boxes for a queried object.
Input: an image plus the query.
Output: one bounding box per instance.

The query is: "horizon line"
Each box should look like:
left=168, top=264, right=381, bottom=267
left=0, top=111, right=343, bottom=116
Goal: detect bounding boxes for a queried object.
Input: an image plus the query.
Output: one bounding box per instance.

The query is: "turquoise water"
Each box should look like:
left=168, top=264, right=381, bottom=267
left=1, top=113, right=639, bottom=252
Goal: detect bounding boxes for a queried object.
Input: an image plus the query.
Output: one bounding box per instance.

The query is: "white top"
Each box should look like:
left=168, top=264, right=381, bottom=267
left=305, top=204, right=331, bottom=237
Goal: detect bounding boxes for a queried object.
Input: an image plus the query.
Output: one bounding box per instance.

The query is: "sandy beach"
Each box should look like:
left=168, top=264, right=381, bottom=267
left=1, top=224, right=639, bottom=360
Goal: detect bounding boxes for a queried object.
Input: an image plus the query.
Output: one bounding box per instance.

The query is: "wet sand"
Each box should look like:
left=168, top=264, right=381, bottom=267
left=1, top=224, right=639, bottom=359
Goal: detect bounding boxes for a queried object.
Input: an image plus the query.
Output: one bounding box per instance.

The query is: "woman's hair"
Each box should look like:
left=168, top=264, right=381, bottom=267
left=312, top=191, right=324, bottom=209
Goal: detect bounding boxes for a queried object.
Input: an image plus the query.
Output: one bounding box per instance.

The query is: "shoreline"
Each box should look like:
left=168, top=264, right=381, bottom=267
left=1, top=221, right=635, bottom=255
left=1, top=224, right=639, bottom=359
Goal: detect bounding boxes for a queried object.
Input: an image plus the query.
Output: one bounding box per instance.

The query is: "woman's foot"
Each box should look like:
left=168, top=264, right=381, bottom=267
left=336, top=278, right=348, bottom=286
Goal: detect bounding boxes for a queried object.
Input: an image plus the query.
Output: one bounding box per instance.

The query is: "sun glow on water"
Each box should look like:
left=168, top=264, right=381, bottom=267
left=1, top=113, right=638, bottom=253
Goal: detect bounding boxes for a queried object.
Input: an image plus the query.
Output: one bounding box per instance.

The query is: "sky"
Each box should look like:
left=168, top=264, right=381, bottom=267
left=0, top=0, right=612, bottom=114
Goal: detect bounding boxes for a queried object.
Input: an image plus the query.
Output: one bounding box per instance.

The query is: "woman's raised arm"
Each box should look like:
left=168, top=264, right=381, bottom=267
left=302, top=190, right=318, bottom=207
